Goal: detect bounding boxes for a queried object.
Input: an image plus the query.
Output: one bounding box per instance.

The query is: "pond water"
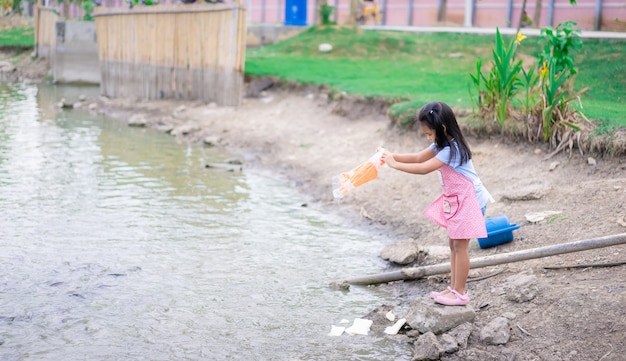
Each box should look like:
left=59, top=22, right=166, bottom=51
left=0, top=83, right=413, bottom=360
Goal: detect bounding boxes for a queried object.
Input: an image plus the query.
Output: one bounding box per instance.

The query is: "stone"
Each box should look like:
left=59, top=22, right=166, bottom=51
left=438, top=333, right=459, bottom=354
left=128, top=113, right=147, bottom=127
left=413, top=331, right=443, bottom=361
left=480, top=316, right=510, bottom=345
left=500, top=180, right=549, bottom=201
left=447, top=322, right=473, bottom=349
left=505, top=272, right=539, bottom=303
left=380, top=238, right=422, bottom=265
left=405, top=298, right=476, bottom=335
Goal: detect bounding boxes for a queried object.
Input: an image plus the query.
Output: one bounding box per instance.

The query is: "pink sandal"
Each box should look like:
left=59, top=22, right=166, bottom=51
left=435, top=289, right=469, bottom=306
left=430, top=286, right=453, bottom=300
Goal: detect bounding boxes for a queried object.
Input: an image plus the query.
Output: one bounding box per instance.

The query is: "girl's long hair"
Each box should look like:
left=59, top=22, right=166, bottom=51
left=418, top=101, right=471, bottom=165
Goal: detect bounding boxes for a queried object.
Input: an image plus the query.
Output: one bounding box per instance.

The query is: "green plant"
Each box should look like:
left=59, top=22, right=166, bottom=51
left=319, top=3, right=335, bottom=26
left=82, top=0, right=95, bottom=20
left=469, top=28, right=524, bottom=126
left=538, top=58, right=589, bottom=145
left=538, top=20, right=582, bottom=76
left=519, top=65, right=540, bottom=119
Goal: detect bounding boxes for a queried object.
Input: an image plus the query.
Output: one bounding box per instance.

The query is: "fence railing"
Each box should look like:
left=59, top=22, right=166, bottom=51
left=93, top=3, right=247, bottom=106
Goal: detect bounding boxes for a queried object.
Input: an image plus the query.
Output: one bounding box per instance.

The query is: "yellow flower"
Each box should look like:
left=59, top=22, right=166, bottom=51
left=541, top=61, right=549, bottom=79
left=515, top=32, right=527, bottom=45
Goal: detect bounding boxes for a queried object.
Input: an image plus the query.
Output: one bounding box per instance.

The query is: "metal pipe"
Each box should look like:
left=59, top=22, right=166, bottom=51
left=547, top=0, right=555, bottom=27
left=594, top=0, right=603, bottom=31
left=506, top=0, right=513, bottom=28
left=345, top=233, right=626, bottom=285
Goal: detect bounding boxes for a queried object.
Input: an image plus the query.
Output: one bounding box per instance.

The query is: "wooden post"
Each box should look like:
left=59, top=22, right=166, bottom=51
left=345, top=233, right=626, bottom=285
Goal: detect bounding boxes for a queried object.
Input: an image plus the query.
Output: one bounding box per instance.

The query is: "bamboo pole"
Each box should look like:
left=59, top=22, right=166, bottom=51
left=345, top=233, right=626, bottom=285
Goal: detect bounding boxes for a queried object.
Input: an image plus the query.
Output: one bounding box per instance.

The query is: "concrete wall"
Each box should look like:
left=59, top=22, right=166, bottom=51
left=53, top=20, right=100, bottom=84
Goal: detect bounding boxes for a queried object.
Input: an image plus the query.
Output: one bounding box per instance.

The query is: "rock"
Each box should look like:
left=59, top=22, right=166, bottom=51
left=88, top=103, right=98, bottom=110
left=171, top=123, right=199, bottom=136
left=203, top=136, right=221, bottom=147
left=318, top=43, right=333, bottom=52
left=56, top=98, right=73, bottom=109
left=501, top=312, right=517, bottom=320
left=246, top=77, right=275, bottom=98
left=328, top=280, right=350, bottom=290
left=480, top=316, right=510, bottom=345
left=380, top=238, right=422, bottom=265
left=0, top=60, right=17, bottom=73
left=549, top=161, right=560, bottom=171
left=505, top=272, right=538, bottom=303
left=413, top=331, right=443, bottom=361
left=405, top=298, right=476, bottom=335
left=438, top=333, right=459, bottom=354
left=422, top=245, right=450, bottom=262
left=78, top=94, right=87, bottom=101
left=128, top=113, right=147, bottom=127
left=446, top=322, right=473, bottom=349
left=587, top=157, right=596, bottom=166
left=363, top=304, right=396, bottom=332
left=500, top=180, right=549, bottom=201
left=224, top=158, right=244, bottom=165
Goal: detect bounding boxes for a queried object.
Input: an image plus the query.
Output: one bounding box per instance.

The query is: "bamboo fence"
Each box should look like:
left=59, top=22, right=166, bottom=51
left=34, top=6, right=61, bottom=59
left=93, top=3, right=247, bottom=106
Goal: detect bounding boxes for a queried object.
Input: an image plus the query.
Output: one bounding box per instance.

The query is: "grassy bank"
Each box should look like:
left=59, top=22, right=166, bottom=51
left=2, top=24, right=623, bottom=130
left=0, top=26, right=33, bottom=48
left=245, top=26, right=626, bottom=129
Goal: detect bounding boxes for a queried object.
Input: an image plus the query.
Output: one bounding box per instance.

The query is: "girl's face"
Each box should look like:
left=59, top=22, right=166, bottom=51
left=419, top=124, right=436, bottom=143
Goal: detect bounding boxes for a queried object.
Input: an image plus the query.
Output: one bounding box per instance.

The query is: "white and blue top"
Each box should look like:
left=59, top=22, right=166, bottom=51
left=429, top=142, right=493, bottom=209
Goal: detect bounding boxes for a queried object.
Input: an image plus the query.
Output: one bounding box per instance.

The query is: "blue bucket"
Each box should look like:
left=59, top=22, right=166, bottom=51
left=477, top=215, right=520, bottom=249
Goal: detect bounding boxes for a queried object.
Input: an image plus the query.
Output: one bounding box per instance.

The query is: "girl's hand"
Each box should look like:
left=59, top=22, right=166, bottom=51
left=381, top=149, right=396, bottom=168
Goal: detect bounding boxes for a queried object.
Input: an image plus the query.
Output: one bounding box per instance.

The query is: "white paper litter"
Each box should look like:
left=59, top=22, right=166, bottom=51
left=385, top=310, right=396, bottom=322
left=327, top=325, right=345, bottom=337
left=384, top=318, right=407, bottom=335
left=345, top=318, right=373, bottom=335
left=525, top=211, right=562, bottom=223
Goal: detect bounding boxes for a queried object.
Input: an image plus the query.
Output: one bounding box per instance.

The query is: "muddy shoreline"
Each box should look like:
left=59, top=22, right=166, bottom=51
left=6, top=49, right=625, bottom=359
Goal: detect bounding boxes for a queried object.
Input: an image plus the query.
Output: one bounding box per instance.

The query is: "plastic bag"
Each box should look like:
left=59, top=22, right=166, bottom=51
left=332, top=149, right=385, bottom=199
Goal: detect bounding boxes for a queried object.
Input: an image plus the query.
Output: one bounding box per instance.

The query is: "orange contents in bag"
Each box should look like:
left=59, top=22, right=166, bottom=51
left=332, top=149, right=385, bottom=199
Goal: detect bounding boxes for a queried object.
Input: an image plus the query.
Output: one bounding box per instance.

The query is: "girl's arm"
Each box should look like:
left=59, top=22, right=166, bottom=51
left=382, top=148, right=444, bottom=175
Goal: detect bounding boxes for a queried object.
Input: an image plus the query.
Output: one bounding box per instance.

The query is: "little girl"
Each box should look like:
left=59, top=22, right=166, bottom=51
left=381, top=101, right=491, bottom=306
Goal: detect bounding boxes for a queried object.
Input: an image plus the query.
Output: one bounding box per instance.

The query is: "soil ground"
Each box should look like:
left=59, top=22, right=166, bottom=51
left=8, top=54, right=626, bottom=360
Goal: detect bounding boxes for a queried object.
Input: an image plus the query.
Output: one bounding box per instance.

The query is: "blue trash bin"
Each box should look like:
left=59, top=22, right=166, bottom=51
left=285, top=0, right=307, bottom=26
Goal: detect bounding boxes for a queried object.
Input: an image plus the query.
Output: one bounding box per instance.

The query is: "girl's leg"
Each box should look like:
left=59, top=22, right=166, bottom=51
left=448, top=238, right=456, bottom=290
left=435, top=238, right=471, bottom=305
left=430, top=238, right=456, bottom=299
left=450, top=238, right=470, bottom=295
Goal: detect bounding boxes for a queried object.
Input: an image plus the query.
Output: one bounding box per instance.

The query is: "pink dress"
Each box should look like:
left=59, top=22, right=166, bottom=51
left=423, top=164, right=487, bottom=239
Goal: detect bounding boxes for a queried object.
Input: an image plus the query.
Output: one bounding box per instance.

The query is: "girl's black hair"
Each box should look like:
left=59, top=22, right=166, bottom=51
left=418, top=101, right=472, bottom=165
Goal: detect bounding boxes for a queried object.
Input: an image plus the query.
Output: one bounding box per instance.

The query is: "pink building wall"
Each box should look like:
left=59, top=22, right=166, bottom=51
left=51, top=0, right=626, bottom=32
left=243, top=0, right=626, bottom=32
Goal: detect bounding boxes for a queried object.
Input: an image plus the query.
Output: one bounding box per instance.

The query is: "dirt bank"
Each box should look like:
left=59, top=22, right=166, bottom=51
left=86, top=83, right=626, bottom=361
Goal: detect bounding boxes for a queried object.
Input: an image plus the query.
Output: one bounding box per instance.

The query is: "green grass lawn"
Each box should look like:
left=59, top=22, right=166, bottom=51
left=246, top=26, right=626, bottom=129
left=0, top=26, right=34, bottom=47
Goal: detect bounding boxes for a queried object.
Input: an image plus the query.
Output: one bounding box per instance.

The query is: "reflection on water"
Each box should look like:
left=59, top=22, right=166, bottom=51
left=0, top=83, right=412, bottom=360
